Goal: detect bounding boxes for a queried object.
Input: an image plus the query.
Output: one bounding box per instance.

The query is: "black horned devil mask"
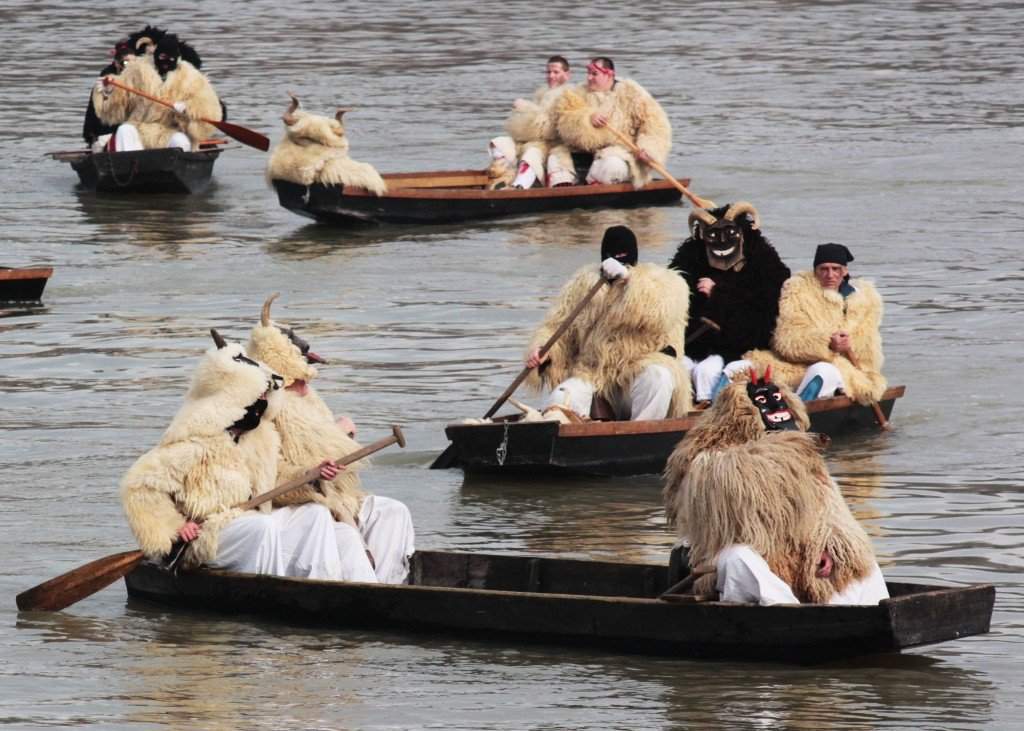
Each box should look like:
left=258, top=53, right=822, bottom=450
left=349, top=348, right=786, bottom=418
left=689, top=202, right=761, bottom=272
left=746, top=366, right=798, bottom=431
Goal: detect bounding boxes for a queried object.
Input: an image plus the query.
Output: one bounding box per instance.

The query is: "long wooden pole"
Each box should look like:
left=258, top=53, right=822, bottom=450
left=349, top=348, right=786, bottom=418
left=103, top=77, right=270, bottom=152
left=602, top=123, right=714, bottom=209
left=15, top=426, right=405, bottom=612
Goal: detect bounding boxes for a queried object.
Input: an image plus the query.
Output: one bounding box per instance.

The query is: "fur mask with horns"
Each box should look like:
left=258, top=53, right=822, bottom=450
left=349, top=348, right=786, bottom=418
left=688, top=201, right=762, bottom=272
left=247, top=294, right=325, bottom=388
left=281, top=93, right=353, bottom=150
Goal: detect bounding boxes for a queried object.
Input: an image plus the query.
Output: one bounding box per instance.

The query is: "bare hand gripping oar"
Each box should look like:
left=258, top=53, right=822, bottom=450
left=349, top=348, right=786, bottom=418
left=102, top=77, right=270, bottom=152
left=15, top=425, right=405, bottom=612
left=430, top=275, right=613, bottom=469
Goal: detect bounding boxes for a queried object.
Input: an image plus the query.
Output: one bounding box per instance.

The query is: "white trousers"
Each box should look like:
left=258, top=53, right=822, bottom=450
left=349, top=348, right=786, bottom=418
left=796, top=361, right=845, bottom=399
left=358, top=495, right=416, bottom=584
left=715, top=544, right=889, bottom=606
left=545, top=364, right=674, bottom=420
left=546, top=147, right=578, bottom=186
left=585, top=153, right=630, bottom=185
left=113, top=124, right=190, bottom=152
left=684, top=355, right=724, bottom=401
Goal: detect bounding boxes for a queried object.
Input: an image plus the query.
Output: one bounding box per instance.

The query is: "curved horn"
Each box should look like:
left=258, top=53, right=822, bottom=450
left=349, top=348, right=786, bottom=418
left=335, top=107, right=353, bottom=124
left=261, top=292, right=280, bottom=327
left=283, top=92, right=300, bottom=126
left=210, top=328, right=227, bottom=349
left=688, top=208, right=717, bottom=235
left=763, top=365, right=772, bottom=383
left=723, top=201, right=761, bottom=230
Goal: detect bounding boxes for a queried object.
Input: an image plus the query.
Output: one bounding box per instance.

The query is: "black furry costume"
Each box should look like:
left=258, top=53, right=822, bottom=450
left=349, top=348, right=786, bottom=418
left=668, top=205, right=790, bottom=363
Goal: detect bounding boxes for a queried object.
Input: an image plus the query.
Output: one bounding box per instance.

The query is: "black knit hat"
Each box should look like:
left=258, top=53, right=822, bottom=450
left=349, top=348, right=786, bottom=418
left=813, top=243, right=854, bottom=268
left=600, top=225, right=638, bottom=266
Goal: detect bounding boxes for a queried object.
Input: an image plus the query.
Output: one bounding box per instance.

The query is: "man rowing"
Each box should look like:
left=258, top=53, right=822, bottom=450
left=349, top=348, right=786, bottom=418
left=547, top=57, right=671, bottom=187
left=668, top=201, right=790, bottom=406
left=120, top=332, right=366, bottom=580
left=487, top=55, right=572, bottom=189
left=524, top=225, right=691, bottom=420
left=92, top=32, right=222, bottom=152
left=247, top=295, right=415, bottom=584
left=743, top=243, right=887, bottom=402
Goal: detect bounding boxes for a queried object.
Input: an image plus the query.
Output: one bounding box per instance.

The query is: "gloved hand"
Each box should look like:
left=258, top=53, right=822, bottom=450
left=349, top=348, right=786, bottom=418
left=601, top=257, right=630, bottom=282
left=95, top=77, right=113, bottom=98
left=172, top=101, right=188, bottom=115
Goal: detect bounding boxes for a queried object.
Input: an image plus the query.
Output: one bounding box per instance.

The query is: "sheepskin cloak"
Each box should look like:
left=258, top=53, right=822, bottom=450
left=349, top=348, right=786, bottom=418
left=93, top=56, right=222, bottom=148
left=553, top=79, right=671, bottom=187
left=248, top=321, right=368, bottom=524
left=120, top=344, right=281, bottom=568
left=744, top=271, right=886, bottom=403
left=526, top=262, right=692, bottom=416
left=663, top=383, right=876, bottom=603
left=266, top=109, right=387, bottom=195
left=668, top=224, right=791, bottom=363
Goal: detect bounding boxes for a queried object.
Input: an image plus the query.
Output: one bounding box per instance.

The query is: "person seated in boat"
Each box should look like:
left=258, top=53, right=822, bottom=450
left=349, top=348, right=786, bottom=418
left=120, top=330, right=376, bottom=582
left=265, top=94, right=387, bottom=196
left=487, top=55, right=572, bottom=190
left=83, top=37, right=135, bottom=150
left=524, top=225, right=691, bottom=421
left=667, top=201, right=790, bottom=407
left=93, top=32, right=222, bottom=152
left=663, top=370, right=889, bottom=605
left=247, top=294, right=415, bottom=584
left=739, top=243, right=887, bottom=403
left=545, top=57, right=671, bottom=187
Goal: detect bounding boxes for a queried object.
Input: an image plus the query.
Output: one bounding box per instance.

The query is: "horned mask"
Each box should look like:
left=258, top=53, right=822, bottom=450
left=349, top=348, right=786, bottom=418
left=689, top=202, right=761, bottom=272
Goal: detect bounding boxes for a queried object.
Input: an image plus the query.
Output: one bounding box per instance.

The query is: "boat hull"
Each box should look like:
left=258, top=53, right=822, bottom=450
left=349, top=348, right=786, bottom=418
left=54, top=149, right=219, bottom=194
left=124, top=550, right=993, bottom=663
left=272, top=171, right=685, bottom=225
left=436, top=386, right=906, bottom=475
left=0, top=267, right=53, bottom=301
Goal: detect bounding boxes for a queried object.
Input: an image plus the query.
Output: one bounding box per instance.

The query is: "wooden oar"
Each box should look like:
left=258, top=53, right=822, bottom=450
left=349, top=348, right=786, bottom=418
left=685, top=317, right=721, bottom=346
left=102, top=77, right=270, bottom=152
left=844, top=352, right=892, bottom=431
left=430, top=275, right=613, bottom=469
left=601, top=123, right=714, bottom=209
left=15, top=425, right=405, bottom=612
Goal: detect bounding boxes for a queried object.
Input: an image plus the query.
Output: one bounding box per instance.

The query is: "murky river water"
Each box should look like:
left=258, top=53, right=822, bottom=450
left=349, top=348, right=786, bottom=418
left=1, top=1, right=1022, bottom=728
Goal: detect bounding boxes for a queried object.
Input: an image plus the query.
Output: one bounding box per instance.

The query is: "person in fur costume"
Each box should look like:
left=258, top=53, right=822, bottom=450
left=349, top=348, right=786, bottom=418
left=247, top=294, right=414, bottom=584
left=546, top=57, right=671, bottom=187
left=524, top=225, right=691, bottom=420
left=266, top=94, right=387, bottom=196
left=742, top=243, right=886, bottom=404
left=120, top=331, right=375, bottom=582
left=668, top=201, right=790, bottom=405
left=487, top=55, right=572, bottom=190
left=663, top=373, right=888, bottom=605
left=93, top=33, right=222, bottom=152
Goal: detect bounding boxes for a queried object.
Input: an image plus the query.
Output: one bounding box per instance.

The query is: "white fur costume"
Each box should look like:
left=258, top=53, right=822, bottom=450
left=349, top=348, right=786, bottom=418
left=120, top=339, right=365, bottom=581
left=247, top=296, right=414, bottom=583
left=489, top=83, right=570, bottom=188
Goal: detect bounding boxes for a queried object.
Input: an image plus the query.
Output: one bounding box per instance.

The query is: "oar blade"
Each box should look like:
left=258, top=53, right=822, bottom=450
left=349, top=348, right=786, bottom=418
left=16, top=550, right=144, bottom=612
left=211, top=120, right=270, bottom=151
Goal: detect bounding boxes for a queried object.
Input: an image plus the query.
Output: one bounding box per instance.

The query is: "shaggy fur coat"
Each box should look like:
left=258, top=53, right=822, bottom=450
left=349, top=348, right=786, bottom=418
left=668, top=215, right=790, bottom=362
left=93, top=56, right=222, bottom=148
left=744, top=271, right=886, bottom=403
left=663, top=382, right=877, bottom=603
left=552, top=79, right=671, bottom=187
left=120, top=343, right=281, bottom=568
left=266, top=109, right=387, bottom=195
left=525, top=263, right=692, bottom=416
left=248, top=320, right=367, bottom=524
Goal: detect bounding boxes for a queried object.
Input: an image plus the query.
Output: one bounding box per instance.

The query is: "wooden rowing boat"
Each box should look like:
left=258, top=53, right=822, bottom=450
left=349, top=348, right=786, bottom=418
left=271, top=170, right=686, bottom=225
left=433, top=386, right=906, bottom=475
left=0, top=266, right=53, bottom=301
left=50, top=148, right=220, bottom=194
left=124, top=548, right=993, bottom=663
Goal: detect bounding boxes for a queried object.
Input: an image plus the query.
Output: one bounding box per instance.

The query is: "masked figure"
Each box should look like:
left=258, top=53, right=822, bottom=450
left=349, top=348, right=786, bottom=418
left=247, top=295, right=414, bottom=584
left=662, top=374, right=887, bottom=605
left=525, top=225, right=691, bottom=420
left=120, top=332, right=365, bottom=580
left=668, top=201, right=790, bottom=404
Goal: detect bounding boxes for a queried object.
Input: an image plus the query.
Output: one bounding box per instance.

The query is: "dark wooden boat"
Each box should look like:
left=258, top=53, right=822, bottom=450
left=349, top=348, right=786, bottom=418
left=433, top=386, right=906, bottom=475
left=271, top=170, right=686, bottom=225
left=124, top=549, right=993, bottom=663
left=0, top=266, right=53, bottom=301
left=50, top=148, right=220, bottom=194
